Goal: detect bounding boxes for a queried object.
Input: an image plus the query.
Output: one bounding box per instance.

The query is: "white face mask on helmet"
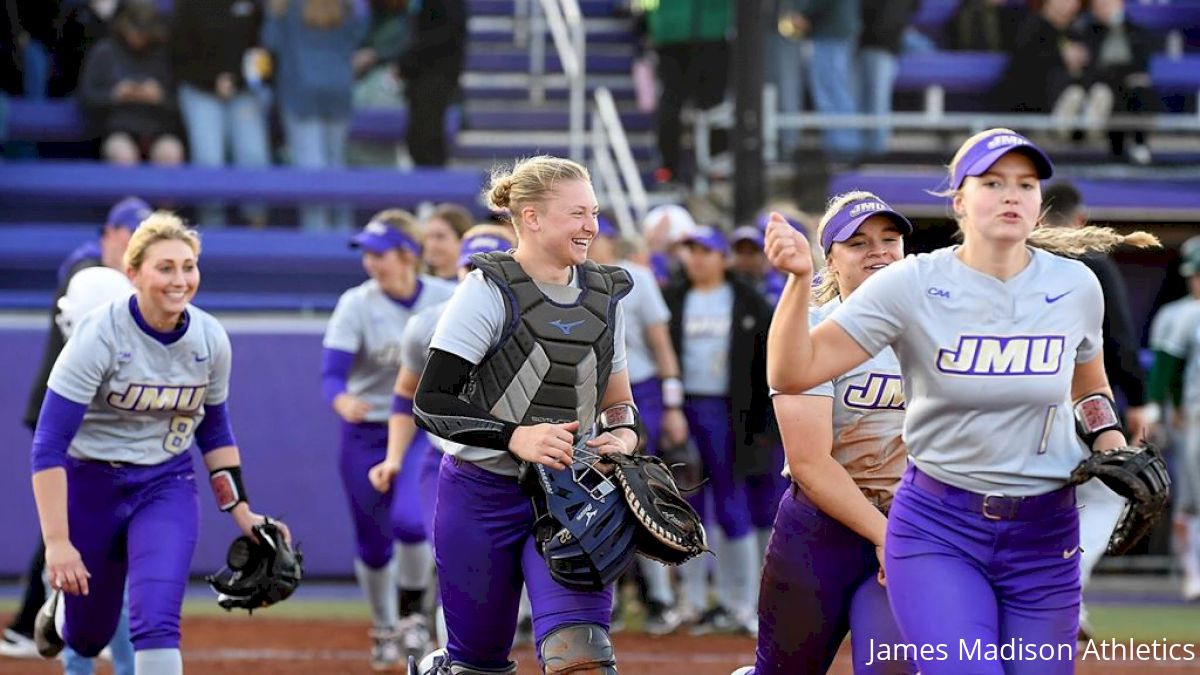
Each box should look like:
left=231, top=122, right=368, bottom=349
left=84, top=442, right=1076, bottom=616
left=56, top=267, right=134, bottom=340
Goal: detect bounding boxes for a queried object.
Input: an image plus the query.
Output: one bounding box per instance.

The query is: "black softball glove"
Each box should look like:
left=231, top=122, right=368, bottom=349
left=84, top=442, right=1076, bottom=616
left=206, top=518, right=303, bottom=612
left=601, top=453, right=708, bottom=565
left=1069, top=444, right=1171, bottom=555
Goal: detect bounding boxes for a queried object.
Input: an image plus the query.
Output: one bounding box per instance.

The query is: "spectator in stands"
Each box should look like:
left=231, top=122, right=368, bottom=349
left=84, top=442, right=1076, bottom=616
left=1074, top=0, right=1156, bottom=165
left=779, top=0, right=861, bottom=162
left=171, top=0, right=273, bottom=228
left=354, top=0, right=409, bottom=107
left=857, top=0, right=919, bottom=158
left=643, top=0, right=732, bottom=185
left=993, top=0, right=1087, bottom=116
left=4, top=197, right=147, bottom=662
left=49, top=0, right=118, bottom=97
left=397, top=0, right=465, bottom=167
left=419, top=203, right=473, bottom=280
left=77, top=0, right=183, bottom=166
left=0, top=0, right=56, bottom=100
left=263, top=0, right=368, bottom=230
left=943, top=0, right=1025, bottom=52
left=1042, top=180, right=1154, bottom=641
left=767, top=0, right=805, bottom=158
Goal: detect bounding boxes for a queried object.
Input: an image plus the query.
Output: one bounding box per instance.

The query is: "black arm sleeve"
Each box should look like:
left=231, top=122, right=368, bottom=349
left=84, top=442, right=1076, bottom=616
left=413, top=348, right=519, bottom=452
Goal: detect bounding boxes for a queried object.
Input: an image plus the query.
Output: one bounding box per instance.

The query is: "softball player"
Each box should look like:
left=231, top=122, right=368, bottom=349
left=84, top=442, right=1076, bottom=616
left=663, top=226, right=774, bottom=635
left=366, top=224, right=518, bottom=658
left=322, top=210, right=456, bottom=670
left=411, top=156, right=636, bottom=674
left=734, top=192, right=916, bottom=675
left=765, top=128, right=1156, bottom=674
left=1147, top=240, right=1200, bottom=601
left=589, top=216, right=688, bottom=634
left=31, top=213, right=291, bottom=675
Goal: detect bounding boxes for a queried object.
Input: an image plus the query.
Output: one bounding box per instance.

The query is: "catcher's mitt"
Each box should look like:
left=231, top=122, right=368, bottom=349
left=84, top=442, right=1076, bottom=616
left=206, top=518, right=303, bottom=612
left=1069, top=444, right=1171, bottom=555
left=601, top=453, right=708, bottom=565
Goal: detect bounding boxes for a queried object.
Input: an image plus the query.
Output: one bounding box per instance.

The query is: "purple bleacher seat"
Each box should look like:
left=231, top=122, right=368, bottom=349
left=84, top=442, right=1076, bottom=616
left=894, top=51, right=1008, bottom=92
left=3, top=98, right=461, bottom=144
left=0, top=162, right=485, bottom=208
left=829, top=171, right=1200, bottom=215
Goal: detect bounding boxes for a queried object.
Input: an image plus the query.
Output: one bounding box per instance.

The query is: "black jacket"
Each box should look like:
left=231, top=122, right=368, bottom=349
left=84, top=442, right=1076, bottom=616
left=171, top=0, right=263, bottom=93
left=398, top=0, right=466, bottom=81
left=1080, top=253, right=1146, bottom=407
left=663, top=271, right=776, bottom=476
left=994, top=14, right=1075, bottom=113
left=1076, top=15, right=1155, bottom=89
left=859, top=0, right=920, bottom=55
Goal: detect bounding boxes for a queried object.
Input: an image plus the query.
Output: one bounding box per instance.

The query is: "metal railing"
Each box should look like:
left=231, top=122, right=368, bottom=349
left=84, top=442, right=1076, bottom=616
left=527, top=0, right=587, bottom=161
left=591, top=87, right=649, bottom=238
left=694, top=104, right=1200, bottom=193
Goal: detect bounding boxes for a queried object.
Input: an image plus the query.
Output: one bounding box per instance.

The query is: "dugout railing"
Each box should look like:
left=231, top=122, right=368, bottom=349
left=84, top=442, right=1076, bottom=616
left=524, top=0, right=588, bottom=161
left=591, top=86, right=650, bottom=239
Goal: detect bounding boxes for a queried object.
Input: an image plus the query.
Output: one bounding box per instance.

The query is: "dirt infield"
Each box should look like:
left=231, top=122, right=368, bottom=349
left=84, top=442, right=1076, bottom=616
left=1, top=615, right=1196, bottom=674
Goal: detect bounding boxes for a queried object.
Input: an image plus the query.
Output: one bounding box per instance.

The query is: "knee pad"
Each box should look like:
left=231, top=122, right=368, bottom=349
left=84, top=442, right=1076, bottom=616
left=411, top=648, right=518, bottom=675
left=539, top=623, right=617, bottom=674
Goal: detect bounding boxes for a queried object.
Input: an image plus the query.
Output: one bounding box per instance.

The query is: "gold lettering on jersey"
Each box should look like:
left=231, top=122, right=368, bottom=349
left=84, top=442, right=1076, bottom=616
left=844, top=373, right=906, bottom=410
left=108, top=385, right=207, bottom=412
left=937, top=336, right=1065, bottom=375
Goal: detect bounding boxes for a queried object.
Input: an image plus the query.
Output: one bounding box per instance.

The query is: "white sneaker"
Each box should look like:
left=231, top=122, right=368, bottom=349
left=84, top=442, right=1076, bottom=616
left=731, top=668, right=755, bottom=675
left=1128, top=143, right=1152, bottom=166
left=1184, top=573, right=1200, bottom=602
left=369, top=627, right=403, bottom=672
left=0, top=629, right=40, bottom=659
left=1084, top=83, right=1114, bottom=139
left=1052, top=85, right=1086, bottom=139
left=33, top=590, right=64, bottom=659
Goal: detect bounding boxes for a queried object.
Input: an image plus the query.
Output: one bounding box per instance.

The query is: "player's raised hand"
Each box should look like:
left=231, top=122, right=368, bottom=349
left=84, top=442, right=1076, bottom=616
left=764, top=211, right=813, bottom=277
left=45, top=539, right=90, bottom=596
left=509, top=420, right=579, bottom=470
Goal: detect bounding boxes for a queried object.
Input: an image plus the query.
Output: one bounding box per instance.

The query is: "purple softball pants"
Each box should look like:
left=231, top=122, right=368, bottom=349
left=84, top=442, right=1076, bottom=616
left=62, top=453, right=198, bottom=655
left=884, top=466, right=1080, bottom=674
left=434, top=454, right=613, bottom=670
left=752, top=485, right=914, bottom=675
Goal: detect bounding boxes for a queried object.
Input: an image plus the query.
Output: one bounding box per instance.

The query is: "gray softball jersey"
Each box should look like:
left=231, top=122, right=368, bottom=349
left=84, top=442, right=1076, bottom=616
left=323, top=276, right=456, bottom=423
left=795, top=298, right=907, bottom=508
left=47, top=299, right=232, bottom=465
left=429, top=268, right=627, bottom=477
left=830, top=246, right=1104, bottom=496
left=681, top=282, right=734, bottom=396
left=1157, top=299, right=1200, bottom=408
left=616, top=261, right=671, bottom=385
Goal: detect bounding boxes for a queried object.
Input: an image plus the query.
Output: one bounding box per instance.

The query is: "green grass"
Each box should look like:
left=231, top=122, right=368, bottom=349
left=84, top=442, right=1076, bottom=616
left=1085, top=604, right=1200, bottom=643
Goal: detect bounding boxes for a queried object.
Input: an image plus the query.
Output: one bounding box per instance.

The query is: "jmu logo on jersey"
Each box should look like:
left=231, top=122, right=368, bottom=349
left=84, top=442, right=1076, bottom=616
left=375, top=342, right=404, bottom=368
left=108, top=384, right=207, bottom=412
left=936, top=335, right=1065, bottom=375
left=843, top=373, right=906, bottom=410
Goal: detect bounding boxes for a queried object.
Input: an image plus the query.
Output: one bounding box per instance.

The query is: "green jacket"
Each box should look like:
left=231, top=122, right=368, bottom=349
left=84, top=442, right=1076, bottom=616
left=642, top=0, right=732, bottom=46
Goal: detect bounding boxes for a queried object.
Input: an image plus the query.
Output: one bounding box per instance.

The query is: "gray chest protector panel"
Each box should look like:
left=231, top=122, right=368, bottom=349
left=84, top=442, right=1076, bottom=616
left=467, top=252, right=633, bottom=432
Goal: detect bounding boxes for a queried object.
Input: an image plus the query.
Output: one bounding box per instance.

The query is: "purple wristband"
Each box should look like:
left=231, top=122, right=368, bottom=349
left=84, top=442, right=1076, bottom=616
left=321, top=348, right=355, bottom=405
left=392, top=394, right=414, bottom=415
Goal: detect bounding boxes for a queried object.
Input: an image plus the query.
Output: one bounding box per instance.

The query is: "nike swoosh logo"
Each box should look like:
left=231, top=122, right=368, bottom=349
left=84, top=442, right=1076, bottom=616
left=1063, top=546, right=1080, bottom=559
left=1045, top=291, right=1073, bottom=304
left=194, top=355, right=209, bottom=362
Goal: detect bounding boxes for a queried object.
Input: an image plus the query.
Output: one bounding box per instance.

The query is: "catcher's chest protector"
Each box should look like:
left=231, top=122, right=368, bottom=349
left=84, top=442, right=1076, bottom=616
left=467, top=253, right=632, bottom=431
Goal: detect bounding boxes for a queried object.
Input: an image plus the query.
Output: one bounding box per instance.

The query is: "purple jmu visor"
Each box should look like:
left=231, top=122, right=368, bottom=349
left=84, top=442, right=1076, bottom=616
left=820, top=198, right=913, bottom=253
left=350, top=221, right=422, bottom=255
left=951, top=131, right=1054, bottom=190
left=457, top=234, right=511, bottom=269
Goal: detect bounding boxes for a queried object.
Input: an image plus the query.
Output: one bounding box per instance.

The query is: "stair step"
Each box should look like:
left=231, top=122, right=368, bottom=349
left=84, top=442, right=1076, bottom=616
left=452, top=130, right=655, bottom=161
left=468, top=0, right=623, bottom=18
left=461, top=72, right=635, bottom=100
left=469, top=16, right=634, bottom=45
left=465, top=51, right=633, bottom=74
left=464, top=108, right=652, bottom=132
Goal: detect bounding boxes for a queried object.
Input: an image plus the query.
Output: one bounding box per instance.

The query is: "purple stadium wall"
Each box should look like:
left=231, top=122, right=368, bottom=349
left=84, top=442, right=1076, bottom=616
left=0, top=321, right=358, bottom=578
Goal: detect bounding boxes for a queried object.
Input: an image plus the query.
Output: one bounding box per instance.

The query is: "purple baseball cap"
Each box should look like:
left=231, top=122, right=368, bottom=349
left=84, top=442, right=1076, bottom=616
left=679, top=225, right=729, bottom=254
left=350, top=220, right=422, bottom=255
left=820, top=197, right=913, bottom=254
left=951, top=130, right=1054, bottom=190
left=596, top=215, right=619, bottom=239
left=730, top=225, right=764, bottom=248
left=106, top=197, right=152, bottom=230
left=457, top=232, right=512, bottom=269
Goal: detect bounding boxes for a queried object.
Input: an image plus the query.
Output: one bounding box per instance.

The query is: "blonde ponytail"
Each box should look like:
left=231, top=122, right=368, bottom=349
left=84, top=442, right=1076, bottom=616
left=1028, top=225, right=1160, bottom=256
